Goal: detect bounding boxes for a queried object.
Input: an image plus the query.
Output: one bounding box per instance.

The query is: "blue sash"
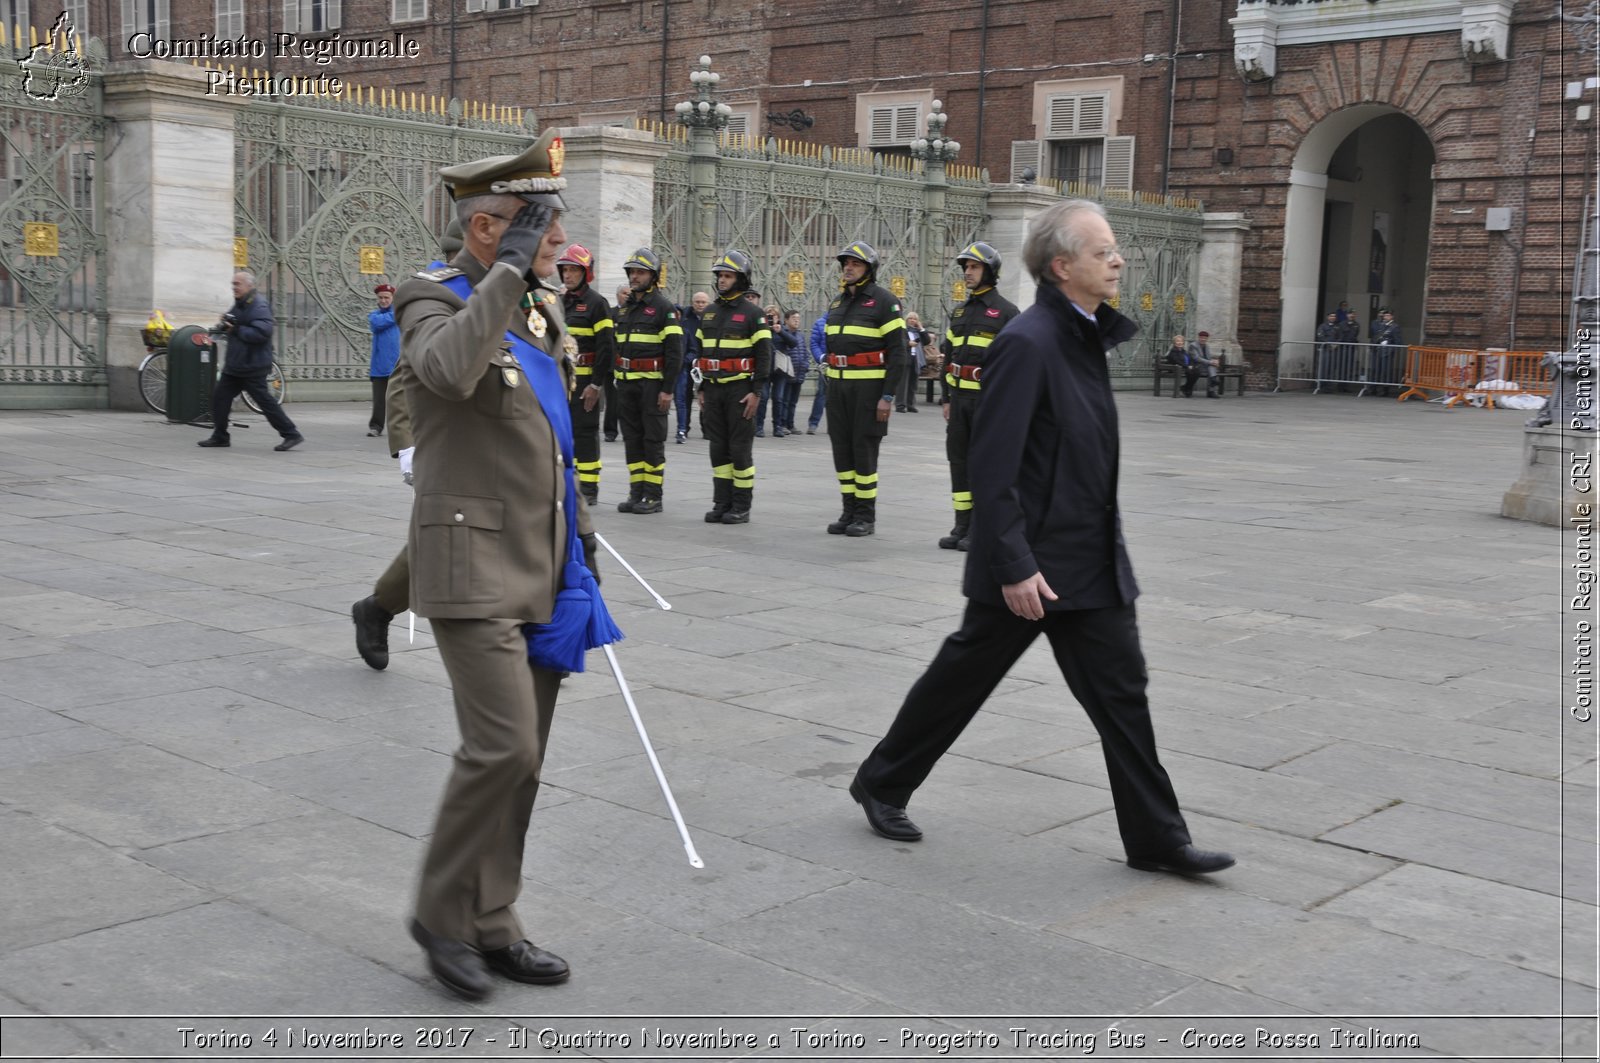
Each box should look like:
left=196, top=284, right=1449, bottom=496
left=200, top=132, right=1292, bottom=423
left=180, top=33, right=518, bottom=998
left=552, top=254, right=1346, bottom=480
left=434, top=266, right=622, bottom=671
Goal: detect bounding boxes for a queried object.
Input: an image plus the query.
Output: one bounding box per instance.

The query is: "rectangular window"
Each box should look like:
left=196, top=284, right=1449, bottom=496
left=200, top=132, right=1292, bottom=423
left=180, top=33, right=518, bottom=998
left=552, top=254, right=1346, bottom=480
left=215, top=0, right=244, bottom=37
left=282, top=0, right=341, bottom=33
left=69, top=150, right=94, bottom=213
left=392, top=0, right=426, bottom=20
left=1050, top=138, right=1104, bottom=186
left=121, top=0, right=169, bottom=46
left=1045, top=93, right=1109, bottom=138
left=0, top=0, right=28, bottom=43
left=465, top=0, right=521, bottom=10
left=64, top=0, right=90, bottom=37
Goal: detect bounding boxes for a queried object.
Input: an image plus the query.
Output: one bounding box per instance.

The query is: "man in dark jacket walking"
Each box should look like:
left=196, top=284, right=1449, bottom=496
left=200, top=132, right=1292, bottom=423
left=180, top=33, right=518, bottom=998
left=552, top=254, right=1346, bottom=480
left=198, top=271, right=303, bottom=450
left=848, top=199, right=1234, bottom=878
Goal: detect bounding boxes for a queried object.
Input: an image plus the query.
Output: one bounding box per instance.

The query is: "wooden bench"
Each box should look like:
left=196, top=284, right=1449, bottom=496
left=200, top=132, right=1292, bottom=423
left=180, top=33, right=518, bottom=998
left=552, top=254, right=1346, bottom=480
left=1152, top=352, right=1247, bottom=397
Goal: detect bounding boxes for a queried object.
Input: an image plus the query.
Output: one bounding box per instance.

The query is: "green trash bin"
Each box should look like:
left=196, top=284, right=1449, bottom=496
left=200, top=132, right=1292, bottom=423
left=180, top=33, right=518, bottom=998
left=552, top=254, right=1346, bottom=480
left=165, top=325, right=219, bottom=424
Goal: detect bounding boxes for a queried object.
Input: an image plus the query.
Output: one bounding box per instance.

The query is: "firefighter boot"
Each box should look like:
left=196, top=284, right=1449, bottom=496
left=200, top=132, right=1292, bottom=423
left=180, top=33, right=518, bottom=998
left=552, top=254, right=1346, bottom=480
left=845, top=498, right=876, bottom=537
left=938, top=510, right=971, bottom=550
left=827, top=498, right=856, bottom=535
left=631, top=483, right=663, bottom=515
left=580, top=484, right=599, bottom=509
left=704, top=480, right=731, bottom=523
left=617, top=485, right=642, bottom=513
left=721, top=485, right=752, bottom=524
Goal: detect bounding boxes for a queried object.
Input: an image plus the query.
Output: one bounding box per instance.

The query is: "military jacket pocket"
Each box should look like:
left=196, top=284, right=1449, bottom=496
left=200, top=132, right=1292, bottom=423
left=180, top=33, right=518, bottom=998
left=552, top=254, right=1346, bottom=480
left=473, top=351, right=535, bottom=420
left=417, top=493, right=505, bottom=604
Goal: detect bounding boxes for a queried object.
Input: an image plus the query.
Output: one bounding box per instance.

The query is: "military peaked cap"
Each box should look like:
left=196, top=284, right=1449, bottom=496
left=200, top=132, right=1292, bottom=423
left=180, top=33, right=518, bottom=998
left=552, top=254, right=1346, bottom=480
left=440, top=128, right=567, bottom=208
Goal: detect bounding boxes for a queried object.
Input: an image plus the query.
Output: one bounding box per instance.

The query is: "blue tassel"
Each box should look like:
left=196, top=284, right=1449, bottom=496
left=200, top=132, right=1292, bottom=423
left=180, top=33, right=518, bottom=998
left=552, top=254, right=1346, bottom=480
left=525, top=561, right=623, bottom=673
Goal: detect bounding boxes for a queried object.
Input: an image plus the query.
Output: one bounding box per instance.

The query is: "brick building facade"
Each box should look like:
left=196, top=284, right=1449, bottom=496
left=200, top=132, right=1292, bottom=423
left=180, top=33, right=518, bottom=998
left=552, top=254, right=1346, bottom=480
left=38, top=0, right=1589, bottom=366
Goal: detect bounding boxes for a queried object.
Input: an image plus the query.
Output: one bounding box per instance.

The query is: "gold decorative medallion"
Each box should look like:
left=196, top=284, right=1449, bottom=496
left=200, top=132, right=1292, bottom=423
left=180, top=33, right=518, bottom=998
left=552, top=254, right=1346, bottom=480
left=233, top=237, right=249, bottom=268
left=359, top=246, right=385, bottom=275
left=23, top=222, right=58, bottom=257
left=951, top=280, right=968, bottom=303
left=786, top=270, right=805, bottom=295
left=527, top=308, right=547, bottom=337
left=888, top=275, right=907, bottom=298
left=1172, top=293, right=1187, bottom=313
left=502, top=367, right=520, bottom=387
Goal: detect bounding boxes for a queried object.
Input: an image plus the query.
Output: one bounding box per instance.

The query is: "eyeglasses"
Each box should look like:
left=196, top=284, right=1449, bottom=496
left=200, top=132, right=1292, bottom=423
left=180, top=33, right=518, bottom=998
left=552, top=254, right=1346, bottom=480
left=1089, top=246, right=1124, bottom=262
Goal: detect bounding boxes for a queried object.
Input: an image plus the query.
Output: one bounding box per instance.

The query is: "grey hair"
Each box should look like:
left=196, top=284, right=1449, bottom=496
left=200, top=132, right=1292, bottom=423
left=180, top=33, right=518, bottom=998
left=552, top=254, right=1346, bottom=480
left=1022, top=198, right=1108, bottom=284
left=232, top=270, right=256, bottom=286
left=454, top=192, right=527, bottom=230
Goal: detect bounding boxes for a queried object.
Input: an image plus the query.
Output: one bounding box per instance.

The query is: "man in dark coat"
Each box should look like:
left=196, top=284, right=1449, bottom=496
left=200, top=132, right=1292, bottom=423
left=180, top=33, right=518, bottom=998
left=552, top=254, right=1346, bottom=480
left=196, top=271, right=303, bottom=450
left=849, top=199, right=1235, bottom=878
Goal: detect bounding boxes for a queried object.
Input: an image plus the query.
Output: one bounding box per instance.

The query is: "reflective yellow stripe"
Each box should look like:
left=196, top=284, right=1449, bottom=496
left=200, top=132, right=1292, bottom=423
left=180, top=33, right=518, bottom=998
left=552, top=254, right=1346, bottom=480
left=639, top=462, right=665, bottom=485
left=826, top=367, right=888, bottom=380
left=945, top=374, right=982, bottom=390
left=701, top=336, right=758, bottom=349
left=568, top=325, right=597, bottom=337
left=950, top=333, right=995, bottom=349
left=616, top=334, right=666, bottom=345
left=827, top=322, right=900, bottom=338
left=617, top=371, right=664, bottom=380
left=952, top=490, right=972, bottom=511
left=854, top=471, right=879, bottom=500
left=731, top=466, right=755, bottom=488
left=703, top=372, right=752, bottom=384
left=592, top=318, right=613, bottom=331
left=574, top=366, right=594, bottom=376
left=713, top=463, right=734, bottom=480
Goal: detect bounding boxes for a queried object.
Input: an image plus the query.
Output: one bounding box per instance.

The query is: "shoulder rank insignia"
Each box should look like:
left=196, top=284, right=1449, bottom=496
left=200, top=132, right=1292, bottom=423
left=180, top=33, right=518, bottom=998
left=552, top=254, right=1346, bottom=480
left=415, top=266, right=464, bottom=282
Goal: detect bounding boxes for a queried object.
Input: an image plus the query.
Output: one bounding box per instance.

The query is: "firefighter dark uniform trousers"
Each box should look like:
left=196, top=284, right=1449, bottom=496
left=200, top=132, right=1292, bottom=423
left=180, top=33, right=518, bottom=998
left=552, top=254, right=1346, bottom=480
left=563, top=284, right=616, bottom=504
left=824, top=283, right=908, bottom=530
left=941, top=286, right=1021, bottom=546
left=697, top=294, right=772, bottom=520
left=612, top=290, right=683, bottom=509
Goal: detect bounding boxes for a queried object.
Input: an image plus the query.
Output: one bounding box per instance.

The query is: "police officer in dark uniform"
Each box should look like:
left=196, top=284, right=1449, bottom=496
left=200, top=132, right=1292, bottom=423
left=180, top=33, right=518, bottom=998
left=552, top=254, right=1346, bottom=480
left=695, top=249, right=771, bottom=524
left=611, top=248, right=683, bottom=514
left=822, top=241, right=908, bottom=537
left=556, top=244, right=615, bottom=507
left=939, top=241, right=1020, bottom=551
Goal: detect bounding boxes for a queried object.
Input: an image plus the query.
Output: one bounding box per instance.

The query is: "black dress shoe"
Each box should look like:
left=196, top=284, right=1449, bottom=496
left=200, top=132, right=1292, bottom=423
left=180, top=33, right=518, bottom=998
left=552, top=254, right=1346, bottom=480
left=351, top=595, right=394, bottom=671
left=1126, top=843, right=1236, bottom=875
left=849, top=777, right=922, bottom=841
left=409, top=919, right=492, bottom=1000
left=483, top=939, right=570, bottom=985
left=273, top=435, right=305, bottom=452
left=196, top=437, right=230, bottom=447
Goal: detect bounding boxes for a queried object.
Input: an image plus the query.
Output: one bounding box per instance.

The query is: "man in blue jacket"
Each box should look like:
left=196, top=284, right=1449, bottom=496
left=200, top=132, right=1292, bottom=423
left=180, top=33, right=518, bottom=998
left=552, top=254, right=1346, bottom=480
left=805, top=312, right=828, bottom=433
left=198, top=271, right=303, bottom=450
left=849, top=199, right=1234, bottom=878
left=368, top=283, right=400, bottom=435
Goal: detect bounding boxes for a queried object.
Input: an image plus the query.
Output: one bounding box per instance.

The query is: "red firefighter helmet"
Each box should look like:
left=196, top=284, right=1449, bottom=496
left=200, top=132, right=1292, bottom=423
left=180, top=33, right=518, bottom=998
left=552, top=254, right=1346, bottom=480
left=556, top=243, right=596, bottom=284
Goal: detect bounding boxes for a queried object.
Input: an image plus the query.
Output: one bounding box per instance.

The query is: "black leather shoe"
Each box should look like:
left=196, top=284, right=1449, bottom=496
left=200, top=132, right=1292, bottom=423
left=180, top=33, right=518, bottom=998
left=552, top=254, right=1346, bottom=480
left=367, top=427, right=382, bottom=437
left=704, top=507, right=728, bottom=523
left=631, top=498, right=663, bottom=514
left=604, top=433, right=617, bottom=442
left=1126, top=844, right=1236, bottom=875
left=849, top=778, right=922, bottom=841
left=483, top=939, right=570, bottom=985
left=409, top=919, right=492, bottom=1000
left=352, top=595, right=393, bottom=671
left=844, top=520, right=875, bottom=537
left=720, top=509, right=750, bottom=524
left=196, top=437, right=229, bottom=447
left=273, top=435, right=305, bottom=452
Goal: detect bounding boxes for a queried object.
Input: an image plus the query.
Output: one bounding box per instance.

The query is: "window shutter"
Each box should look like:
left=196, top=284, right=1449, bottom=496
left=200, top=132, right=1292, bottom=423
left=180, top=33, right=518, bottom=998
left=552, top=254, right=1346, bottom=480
left=725, top=112, right=748, bottom=137
left=1076, top=94, right=1108, bottom=135
left=121, top=0, right=136, bottom=36
left=894, top=104, right=920, bottom=141
left=1010, top=139, right=1042, bottom=181
left=868, top=107, right=894, bottom=146
left=465, top=0, right=485, bottom=11
left=1103, top=135, right=1135, bottom=190
left=325, top=0, right=341, bottom=29
left=1045, top=96, right=1077, bottom=138
left=281, top=0, right=298, bottom=31
left=1047, top=93, right=1110, bottom=137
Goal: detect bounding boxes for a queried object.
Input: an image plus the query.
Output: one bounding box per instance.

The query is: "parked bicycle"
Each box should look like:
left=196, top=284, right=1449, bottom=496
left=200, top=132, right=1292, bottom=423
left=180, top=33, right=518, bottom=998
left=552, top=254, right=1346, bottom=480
left=137, top=325, right=286, bottom=418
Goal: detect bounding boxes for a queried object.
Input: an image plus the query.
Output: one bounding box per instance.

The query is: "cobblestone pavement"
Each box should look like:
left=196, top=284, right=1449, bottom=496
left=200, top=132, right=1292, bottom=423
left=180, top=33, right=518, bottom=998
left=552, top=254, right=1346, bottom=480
left=0, top=392, right=1592, bottom=1061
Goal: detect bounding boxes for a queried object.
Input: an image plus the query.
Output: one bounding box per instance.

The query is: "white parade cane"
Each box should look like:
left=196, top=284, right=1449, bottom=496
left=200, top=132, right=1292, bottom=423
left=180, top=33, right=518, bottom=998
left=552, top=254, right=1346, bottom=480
left=601, top=643, right=704, bottom=868
left=593, top=532, right=672, bottom=611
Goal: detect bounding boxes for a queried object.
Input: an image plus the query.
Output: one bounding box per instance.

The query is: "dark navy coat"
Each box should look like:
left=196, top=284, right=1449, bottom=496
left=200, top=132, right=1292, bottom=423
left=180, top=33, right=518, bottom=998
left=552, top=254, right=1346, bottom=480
left=962, top=282, right=1140, bottom=611
left=222, top=291, right=275, bottom=377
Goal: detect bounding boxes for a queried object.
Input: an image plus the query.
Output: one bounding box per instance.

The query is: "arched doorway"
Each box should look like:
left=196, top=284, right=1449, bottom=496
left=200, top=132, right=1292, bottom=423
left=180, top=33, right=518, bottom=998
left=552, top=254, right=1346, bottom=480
left=1280, top=106, right=1436, bottom=379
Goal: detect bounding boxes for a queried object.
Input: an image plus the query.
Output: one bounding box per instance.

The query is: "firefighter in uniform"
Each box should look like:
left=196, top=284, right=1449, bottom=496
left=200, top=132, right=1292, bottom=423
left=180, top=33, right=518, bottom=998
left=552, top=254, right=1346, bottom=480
left=611, top=248, right=683, bottom=514
left=823, top=241, right=908, bottom=537
left=695, top=249, right=771, bottom=524
left=556, top=244, right=615, bottom=507
left=939, top=241, right=1021, bottom=551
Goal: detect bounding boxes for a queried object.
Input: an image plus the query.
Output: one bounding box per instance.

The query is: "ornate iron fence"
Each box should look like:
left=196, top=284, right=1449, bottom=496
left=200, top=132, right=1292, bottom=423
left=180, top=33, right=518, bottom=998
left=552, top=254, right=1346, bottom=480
left=0, top=46, right=106, bottom=403
left=1101, top=193, right=1206, bottom=381
left=231, top=94, right=531, bottom=386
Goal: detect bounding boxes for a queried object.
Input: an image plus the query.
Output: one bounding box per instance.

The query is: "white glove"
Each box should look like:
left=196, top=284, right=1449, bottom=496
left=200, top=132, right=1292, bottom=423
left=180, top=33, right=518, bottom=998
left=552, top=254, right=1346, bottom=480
left=398, top=447, right=414, bottom=485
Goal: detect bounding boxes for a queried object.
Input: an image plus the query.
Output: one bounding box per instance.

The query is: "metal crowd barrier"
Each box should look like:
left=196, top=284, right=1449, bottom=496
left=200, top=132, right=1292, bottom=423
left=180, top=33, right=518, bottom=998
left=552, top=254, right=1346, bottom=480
left=1275, top=340, right=1405, bottom=395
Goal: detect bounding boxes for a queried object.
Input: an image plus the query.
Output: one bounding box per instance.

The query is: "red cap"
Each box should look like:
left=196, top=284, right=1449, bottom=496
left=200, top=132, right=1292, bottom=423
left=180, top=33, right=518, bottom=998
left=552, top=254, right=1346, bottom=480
left=374, top=283, right=396, bottom=295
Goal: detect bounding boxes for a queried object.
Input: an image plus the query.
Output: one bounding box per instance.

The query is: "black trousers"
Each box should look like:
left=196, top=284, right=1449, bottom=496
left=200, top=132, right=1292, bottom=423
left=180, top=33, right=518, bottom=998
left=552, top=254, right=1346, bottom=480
left=208, top=371, right=299, bottom=441
left=369, top=377, right=388, bottom=431
left=700, top=381, right=756, bottom=505
left=603, top=378, right=620, bottom=437
left=824, top=373, right=887, bottom=510
left=856, top=600, right=1191, bottom=856
left=616, top=377, right=667, bottom=499
left=945, top=388, right=979, bottom=516
left=569, top=377, right=602, bottom=497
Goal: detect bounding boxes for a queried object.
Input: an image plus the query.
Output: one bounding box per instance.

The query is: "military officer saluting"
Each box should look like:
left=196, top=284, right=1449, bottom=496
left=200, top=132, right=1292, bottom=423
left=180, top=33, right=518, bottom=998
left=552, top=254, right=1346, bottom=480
left=822, top=241, right=908, bottom=537
left=555, top=244, right=615, bottom=507
left=394, top=130, right=598, bottom=1001
left=695, top=249, right=771, bottom=524
left=611, top=248, right=684, bottom=514
left=939, top=241, right=1020, bottom=551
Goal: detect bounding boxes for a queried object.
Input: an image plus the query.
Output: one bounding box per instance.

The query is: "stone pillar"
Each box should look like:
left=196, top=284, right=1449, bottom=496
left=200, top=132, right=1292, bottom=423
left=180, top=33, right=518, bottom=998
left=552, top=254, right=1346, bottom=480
left=1501, top=426, right=1598, bottom=527
left=985, top=184, right=1064, bottom=313
left=1198, top=211, right=1251, bottom=367
left=920, top=159, right=949, bottom=323
left=100, top=63, right=243, bottom=410
left=1278, top=168, right=1329, bottom=382
left=687, top=125, right=719, bottom=298
left=555, top=126, right=669, bottom=301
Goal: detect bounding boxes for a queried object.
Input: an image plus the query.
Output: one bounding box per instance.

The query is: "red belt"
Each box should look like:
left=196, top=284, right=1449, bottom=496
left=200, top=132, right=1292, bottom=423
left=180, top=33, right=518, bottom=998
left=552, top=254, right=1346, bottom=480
left=618, top=357, right=662, bottom=372
left=700, top=357, right=753, bottom=372
left=573, top=353, right=595, bottom=367
left=827, top=349, right=886, bottom=368
left=949, top=363, right=983, bottom=382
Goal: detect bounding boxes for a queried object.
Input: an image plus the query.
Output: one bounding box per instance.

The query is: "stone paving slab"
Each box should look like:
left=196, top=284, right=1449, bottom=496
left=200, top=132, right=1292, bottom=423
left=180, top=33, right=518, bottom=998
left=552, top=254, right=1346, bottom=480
left=0, top=397, right=1589, bottom=1058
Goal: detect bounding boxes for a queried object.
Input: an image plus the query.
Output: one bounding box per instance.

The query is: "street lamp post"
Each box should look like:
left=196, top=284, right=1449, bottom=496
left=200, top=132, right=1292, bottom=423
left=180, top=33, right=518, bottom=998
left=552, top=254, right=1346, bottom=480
left=910, top=100, right=962, bottom=330
left=675, top=55, right=733, bottom=296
